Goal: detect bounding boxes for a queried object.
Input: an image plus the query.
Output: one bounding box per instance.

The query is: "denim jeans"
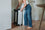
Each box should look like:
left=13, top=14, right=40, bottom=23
left=24, top=4, right=32, bottom=27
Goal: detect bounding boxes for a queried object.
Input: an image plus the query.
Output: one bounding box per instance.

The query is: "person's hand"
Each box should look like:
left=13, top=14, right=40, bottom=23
left=20, top=8, right=23, bottom=12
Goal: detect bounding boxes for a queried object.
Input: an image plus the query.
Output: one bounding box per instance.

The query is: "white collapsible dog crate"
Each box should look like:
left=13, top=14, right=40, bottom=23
left=18, top=3, right=25, bottom=25
left=18, top=10, right=23, bottom=25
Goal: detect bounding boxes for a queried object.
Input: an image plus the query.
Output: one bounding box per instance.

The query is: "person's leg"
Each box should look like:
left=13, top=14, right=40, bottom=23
left=24, top=9, right=28, bottom=27
left=24, top=9, right=28, bottom=30
left=27, top=5, right=32, bottom=29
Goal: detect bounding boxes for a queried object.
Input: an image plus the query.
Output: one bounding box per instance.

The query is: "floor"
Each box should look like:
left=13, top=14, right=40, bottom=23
left=10, top=20, right=45, bottom=30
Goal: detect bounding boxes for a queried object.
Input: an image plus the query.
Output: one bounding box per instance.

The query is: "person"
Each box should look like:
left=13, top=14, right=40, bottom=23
left=16, top=0, right=33, bottom=30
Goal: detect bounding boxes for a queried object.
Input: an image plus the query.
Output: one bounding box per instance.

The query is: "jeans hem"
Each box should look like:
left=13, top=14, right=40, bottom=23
left=28, top=26, right=32, bottom=27
left=24, top=25, right=28, bottom=26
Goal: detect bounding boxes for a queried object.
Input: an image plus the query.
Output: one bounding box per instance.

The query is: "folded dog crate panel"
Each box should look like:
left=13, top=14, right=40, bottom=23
left=18, top=10, right=23, bottom=25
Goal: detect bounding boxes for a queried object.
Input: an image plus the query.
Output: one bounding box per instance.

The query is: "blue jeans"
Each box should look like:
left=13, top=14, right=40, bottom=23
left=24, top=4, right=32, bottom=27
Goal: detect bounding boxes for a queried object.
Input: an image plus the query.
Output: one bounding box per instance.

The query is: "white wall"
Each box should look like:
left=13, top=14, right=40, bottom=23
left=31, top=0, right=45, bottom=20
left=0, top=0, right=11, bottom=30
left=35, top=0, right=44, bottom=4
left=34, top=0, right=45, bottom=20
